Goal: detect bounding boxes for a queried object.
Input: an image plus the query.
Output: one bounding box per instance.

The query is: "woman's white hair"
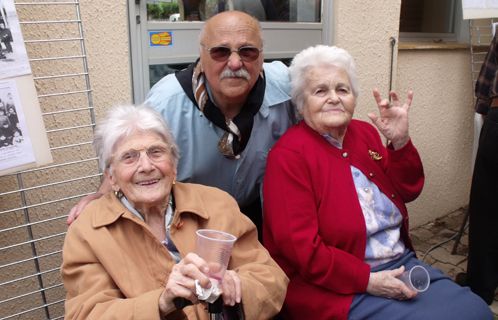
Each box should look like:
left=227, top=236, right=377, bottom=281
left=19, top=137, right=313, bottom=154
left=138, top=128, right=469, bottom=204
left=93, top=104, right=179, bottom=173
left=289, top=45, right=360, bottom=117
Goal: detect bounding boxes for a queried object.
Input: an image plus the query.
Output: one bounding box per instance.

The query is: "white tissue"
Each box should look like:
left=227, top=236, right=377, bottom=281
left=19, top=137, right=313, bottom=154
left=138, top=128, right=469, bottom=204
left=195, top=279, right=221, bottom=303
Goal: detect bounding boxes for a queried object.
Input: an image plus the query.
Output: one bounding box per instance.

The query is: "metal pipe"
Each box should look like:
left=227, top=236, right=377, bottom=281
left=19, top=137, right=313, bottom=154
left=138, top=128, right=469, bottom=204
left=34, top=72, right=88, bottom=80
left=389, top=36, right=396, bottom=96
left=25, top=38, right=83, bottom=43
left=20, top=20, right=80, bottom=24
left=15, top=2, right=77, bottom=5
left=1, top=216, right=65, bottom=233
left=0, top=267, right=60, bottom=287
left=0, top=232, right=66, bottom=251
left=37, top=89, right=91, bottom=98
left=49, top=140, right=93, bottom=150
left=0, top=173, right=101, bottom=197
left=0, top=250, right=62, bottom=270
left=16, top=175, right=51, bottom=320
left=0, top=299, right=65, bottom=320
left=0, top=192, right=97, bottom=215
left=29, top=55, right=86, bottom=62
left=2, top=157, right=97, bottom=176
left=46, top=123, right=94, bottom=133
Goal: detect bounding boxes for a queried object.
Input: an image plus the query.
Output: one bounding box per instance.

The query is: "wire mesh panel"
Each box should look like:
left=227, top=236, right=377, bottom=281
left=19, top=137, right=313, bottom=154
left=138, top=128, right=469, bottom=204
left=0, top=1, right=99, bottom=319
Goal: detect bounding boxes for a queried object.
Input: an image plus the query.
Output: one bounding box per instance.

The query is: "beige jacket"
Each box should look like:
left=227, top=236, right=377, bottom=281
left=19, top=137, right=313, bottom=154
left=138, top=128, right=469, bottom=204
left=61, top=182, right=288, bottom=320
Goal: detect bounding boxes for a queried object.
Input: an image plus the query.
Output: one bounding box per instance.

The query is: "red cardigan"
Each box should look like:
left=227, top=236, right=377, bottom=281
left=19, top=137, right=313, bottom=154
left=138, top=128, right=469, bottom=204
left=263, top=120, right=424, bottom=320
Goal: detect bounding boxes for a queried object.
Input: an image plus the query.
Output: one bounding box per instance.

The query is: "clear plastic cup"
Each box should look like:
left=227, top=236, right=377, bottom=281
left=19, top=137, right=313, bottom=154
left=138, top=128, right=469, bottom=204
left=397, top=265, right=430, bottom=292
left=196, top=229, right=237, bottom=284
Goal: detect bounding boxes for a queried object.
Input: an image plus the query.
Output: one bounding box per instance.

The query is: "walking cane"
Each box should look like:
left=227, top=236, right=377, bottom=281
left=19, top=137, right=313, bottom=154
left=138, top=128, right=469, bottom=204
left=174, top=297, right=223, bottom=319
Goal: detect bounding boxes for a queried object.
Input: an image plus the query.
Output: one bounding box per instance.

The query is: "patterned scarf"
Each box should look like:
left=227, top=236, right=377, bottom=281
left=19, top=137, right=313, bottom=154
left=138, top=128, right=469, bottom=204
left=175, top=59, right=265, bottom=159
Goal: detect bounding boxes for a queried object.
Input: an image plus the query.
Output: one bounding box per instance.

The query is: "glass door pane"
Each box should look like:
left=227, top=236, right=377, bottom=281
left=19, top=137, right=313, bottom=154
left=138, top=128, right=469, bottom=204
left=146, top=0, right=321, bottom=22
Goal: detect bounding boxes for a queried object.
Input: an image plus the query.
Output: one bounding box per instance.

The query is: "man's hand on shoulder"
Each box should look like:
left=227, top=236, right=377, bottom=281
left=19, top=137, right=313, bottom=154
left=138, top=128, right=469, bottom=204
left=66, top=192, right=104, bottom=225
left=66, top=176, right=112, bottom=225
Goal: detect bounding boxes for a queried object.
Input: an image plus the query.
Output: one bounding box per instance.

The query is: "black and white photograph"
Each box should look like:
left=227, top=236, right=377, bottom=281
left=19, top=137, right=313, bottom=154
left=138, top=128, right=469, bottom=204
left=0, top=3, right=13, bottom=60
left=0, top=79, right=35, bottom=170
left=0, top=0, right=31, bottom=79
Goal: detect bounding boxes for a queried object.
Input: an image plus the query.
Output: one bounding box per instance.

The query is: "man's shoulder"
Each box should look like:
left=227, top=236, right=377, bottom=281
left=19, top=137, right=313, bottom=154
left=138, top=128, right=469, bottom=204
left=144, top=73, right=190, bottom=108
left=262, top=61, right=291, bottom=107
left=263, top=61, right=289, bottom=78
left=143, top=73, right=198, bottom=122
left=263, top=61, right=290, bottom=86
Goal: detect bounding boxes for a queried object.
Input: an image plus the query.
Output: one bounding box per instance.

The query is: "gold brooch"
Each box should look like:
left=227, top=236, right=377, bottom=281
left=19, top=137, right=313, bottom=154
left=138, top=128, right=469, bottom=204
left=369, top=150, right=383, bottom=160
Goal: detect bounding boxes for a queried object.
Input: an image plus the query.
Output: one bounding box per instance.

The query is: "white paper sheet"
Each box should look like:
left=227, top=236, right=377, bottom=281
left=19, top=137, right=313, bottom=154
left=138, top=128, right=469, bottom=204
left=0, top=79, right=36, bottom=170
left=0, top=0, right=31, bottom=79
left=488, top=0, right=498, bottom=9
left=463, top=0, right=486, bottom=8
left=463, top=0, right=498, bottom=18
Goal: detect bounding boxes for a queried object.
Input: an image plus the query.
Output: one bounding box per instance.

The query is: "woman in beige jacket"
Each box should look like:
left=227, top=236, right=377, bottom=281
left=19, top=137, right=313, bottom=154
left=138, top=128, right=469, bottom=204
left=61, top=104, right=288, bottom=320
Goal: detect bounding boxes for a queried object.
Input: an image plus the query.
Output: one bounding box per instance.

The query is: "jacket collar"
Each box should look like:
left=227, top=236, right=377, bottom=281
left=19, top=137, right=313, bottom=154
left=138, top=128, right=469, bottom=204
left=92, top=182, right=210, bottom=228
left=170, top=182, right=210, bottom=220
left=92, top=193, right=127, bottom=228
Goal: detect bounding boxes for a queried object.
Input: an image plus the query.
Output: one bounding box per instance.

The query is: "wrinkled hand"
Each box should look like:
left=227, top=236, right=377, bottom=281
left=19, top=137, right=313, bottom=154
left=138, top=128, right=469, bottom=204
left=368, top=89, right=413, bottom=150
left=366, top=266, right=418, bottom=301
left=220, top=270, right=242, bottom=306
left=66, top=192, right=104, bottom=225
left=159, top=253, right=211, bottom=317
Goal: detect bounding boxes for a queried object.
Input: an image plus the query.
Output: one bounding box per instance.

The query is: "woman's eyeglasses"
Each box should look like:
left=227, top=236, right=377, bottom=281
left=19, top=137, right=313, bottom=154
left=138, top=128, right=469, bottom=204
left=200, top=43, right=262, bottom=62
left=110, top=142, right=172, bottom=166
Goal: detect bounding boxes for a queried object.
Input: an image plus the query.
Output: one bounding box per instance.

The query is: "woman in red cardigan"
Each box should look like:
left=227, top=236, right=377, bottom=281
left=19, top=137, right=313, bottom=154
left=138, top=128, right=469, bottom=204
left=263, top=45, right=493, bottom=320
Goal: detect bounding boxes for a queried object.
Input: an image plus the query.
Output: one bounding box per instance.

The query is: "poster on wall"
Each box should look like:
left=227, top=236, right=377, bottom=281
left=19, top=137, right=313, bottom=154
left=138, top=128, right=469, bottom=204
left=0, top=79, right=36, bottom=171
left=0, top=0, right=31, bottom=79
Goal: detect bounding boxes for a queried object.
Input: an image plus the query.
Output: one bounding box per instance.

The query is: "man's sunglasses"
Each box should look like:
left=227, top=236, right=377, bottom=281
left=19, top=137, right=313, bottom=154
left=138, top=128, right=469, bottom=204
left=200, top=43, right=262, bottom=62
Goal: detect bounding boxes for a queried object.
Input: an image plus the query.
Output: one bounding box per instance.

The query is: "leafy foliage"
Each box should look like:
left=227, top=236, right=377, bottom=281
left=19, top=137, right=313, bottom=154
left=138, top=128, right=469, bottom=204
left=147, top=2, right=179, bottom=20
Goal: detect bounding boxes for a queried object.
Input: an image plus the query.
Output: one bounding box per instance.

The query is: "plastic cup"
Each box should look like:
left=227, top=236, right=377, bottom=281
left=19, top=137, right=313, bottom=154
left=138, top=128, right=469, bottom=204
left=397, top=265, right=430, bottom=292
left=196, top=229, right=237, bottom=284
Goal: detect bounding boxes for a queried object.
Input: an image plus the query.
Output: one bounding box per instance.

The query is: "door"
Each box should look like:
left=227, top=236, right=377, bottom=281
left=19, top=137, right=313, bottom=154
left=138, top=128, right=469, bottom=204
left=128, top=0, right=333, bottom=102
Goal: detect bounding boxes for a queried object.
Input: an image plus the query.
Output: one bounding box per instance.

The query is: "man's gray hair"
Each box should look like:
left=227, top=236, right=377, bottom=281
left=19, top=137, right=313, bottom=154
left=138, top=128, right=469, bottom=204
left=289, top=45, right=360, bottom=117
left=93, top=104, right=179, bottom=173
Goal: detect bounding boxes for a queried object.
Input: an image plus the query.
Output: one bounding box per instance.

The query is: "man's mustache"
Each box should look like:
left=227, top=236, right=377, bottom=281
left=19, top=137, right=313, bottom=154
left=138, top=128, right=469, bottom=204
left=220, top=68, right=251, bottom=81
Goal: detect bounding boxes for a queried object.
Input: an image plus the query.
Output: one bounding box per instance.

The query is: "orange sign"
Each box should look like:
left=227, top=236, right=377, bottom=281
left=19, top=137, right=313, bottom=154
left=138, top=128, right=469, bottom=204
left=150, top=31, right=172, bottom=47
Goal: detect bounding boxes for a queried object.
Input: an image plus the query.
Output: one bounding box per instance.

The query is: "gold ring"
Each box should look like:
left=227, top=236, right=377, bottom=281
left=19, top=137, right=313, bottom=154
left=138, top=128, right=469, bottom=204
left=398, top=294, right=406, bottom=301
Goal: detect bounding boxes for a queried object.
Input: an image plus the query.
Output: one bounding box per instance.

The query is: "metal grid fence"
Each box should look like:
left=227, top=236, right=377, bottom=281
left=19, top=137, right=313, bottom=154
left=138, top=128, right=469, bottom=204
left=0, top=1, right=99, bottom=319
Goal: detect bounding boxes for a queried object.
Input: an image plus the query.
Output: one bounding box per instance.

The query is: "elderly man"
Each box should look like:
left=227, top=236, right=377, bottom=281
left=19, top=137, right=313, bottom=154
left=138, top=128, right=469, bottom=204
left=67, top=11, right=296, bottom=241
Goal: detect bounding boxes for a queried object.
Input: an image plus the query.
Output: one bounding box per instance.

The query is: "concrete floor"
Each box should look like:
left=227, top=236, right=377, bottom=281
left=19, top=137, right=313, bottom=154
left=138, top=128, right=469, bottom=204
left=410, top=207, right=498, bottom=318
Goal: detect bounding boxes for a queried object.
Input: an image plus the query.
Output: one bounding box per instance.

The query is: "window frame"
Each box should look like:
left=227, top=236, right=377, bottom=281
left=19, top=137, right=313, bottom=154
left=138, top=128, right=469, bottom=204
left=399, top=0, right=469, bottom=43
